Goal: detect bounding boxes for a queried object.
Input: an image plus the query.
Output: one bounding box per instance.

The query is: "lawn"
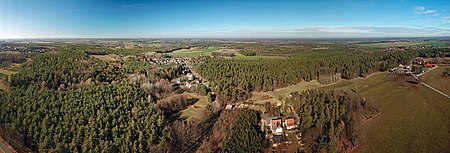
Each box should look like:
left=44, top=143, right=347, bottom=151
left=169, top=48, right=218, bottom=57
left=321, top=73, right=450, bottom=153
left=419, top=66, right=450, bottom=95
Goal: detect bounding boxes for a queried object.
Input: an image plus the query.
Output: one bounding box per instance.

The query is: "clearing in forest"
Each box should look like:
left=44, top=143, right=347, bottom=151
left=179, top=92, right=210, bottom=122
left=0, top=63, right=24, bottom=91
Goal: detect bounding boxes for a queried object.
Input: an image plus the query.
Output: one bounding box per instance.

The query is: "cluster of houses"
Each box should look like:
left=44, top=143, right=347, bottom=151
left=149, top=58, right=191, bottom=65
left=386, top=45, right=442, bottom=51
left=391, top=62, right=439, bottom=74
left=391, top=64, right=411, bottom=74
left=0, top=44, right=48, bottom=53
left=174, top=60, right=209, bottom=90
left=266, top=113, right=299, bottom=147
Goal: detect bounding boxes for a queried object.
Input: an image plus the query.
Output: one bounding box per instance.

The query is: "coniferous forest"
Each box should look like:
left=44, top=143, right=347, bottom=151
left=0, top=41, right=449, bottom=153
left=197, top=51, right=418, bottom=102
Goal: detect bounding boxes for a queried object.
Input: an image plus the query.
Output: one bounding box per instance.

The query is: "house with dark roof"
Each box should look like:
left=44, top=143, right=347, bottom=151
left=272, top=135, right=283, bottom=147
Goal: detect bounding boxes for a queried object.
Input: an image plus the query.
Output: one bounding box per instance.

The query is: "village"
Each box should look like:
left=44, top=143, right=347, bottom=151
left=147, top=54, right=305, bottom=151
left=222, top=95, right=305, bottom=152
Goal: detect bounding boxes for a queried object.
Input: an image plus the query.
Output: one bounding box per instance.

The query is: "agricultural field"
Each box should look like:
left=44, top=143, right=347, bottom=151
left=169, top=48, right=218, bottom=57
left=419, top=66, right=450, bottom=95
left=321, top=73, right=450, bottom=153
left=357, top=41, right=448, bottom=48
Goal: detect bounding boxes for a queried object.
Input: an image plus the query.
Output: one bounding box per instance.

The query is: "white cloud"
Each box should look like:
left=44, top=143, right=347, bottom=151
left=155, top=26, right=450, bottom=38
left=441, top=16, right=450, bottom=24
left=415, top=6, right=426, bottom=11
left=415, top=6, right=437, bottom=14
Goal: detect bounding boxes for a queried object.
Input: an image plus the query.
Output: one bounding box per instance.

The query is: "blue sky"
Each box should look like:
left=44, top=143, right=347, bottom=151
left=1, top=0, right=450, bottom=38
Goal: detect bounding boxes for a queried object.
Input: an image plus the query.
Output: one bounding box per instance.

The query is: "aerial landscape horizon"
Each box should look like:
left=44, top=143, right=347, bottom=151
left=1, top=0, right=449, bottom=153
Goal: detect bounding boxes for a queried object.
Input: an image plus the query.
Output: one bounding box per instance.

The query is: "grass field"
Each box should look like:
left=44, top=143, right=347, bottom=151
left=179, top=93, right=210, bottom=122
left=420, top=66, right=450, bottom=95
left=357, top=41, right=448, bottom=48
left=321, top=73, right=450, bottom=153
left=246, top=80, right=324, bottom=106
left=169, top=48, right=218, bottom=57
left=271, top=80, right=324, bottom=99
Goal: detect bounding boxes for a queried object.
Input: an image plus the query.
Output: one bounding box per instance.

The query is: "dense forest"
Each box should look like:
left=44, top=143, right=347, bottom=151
left=1, top=41, right=449, bottom=152
left=0, top=83, right=169, bottom=152
left=0, top=48, right=202, bottom=152
left=197, top=51, right=417, bottom=102
left=221, top=109, right=264, bottom=153
left=288, top=90, right=377, bottom=152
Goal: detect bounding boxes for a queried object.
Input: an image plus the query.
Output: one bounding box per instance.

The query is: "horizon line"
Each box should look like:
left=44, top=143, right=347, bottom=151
left=2, top=36, right=450, bottom=40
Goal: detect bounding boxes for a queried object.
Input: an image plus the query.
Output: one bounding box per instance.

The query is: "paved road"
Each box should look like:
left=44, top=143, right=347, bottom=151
left=410, top=72, right=450, bottom=100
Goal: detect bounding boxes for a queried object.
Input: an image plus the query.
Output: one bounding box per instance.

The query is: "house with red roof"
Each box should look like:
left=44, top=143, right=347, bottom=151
left=285, top=118, right=297, bottom=130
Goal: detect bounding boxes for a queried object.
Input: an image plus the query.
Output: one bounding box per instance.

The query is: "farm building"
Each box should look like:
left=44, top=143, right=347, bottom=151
left=391, top=65, right=411, bottom=74
left=425, top=63, right=436, bottom=67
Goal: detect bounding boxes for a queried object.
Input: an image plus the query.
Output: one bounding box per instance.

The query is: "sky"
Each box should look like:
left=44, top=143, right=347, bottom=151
left=1, top=0, right=450, bottom=38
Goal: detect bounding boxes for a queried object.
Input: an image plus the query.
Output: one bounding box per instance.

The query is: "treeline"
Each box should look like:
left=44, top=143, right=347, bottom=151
left=197, top=51, right=416, bottom=102
left=417, top=48, right=450, bottom=58
left=238, top=50, right=256, bottom=56
left=0, top=83, right=169, bottom=152
left=0, top=52, right=28, bottom=68
left=289, top=90, right=377, bottom=152
left=221, top=109, right=264, bottom=152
